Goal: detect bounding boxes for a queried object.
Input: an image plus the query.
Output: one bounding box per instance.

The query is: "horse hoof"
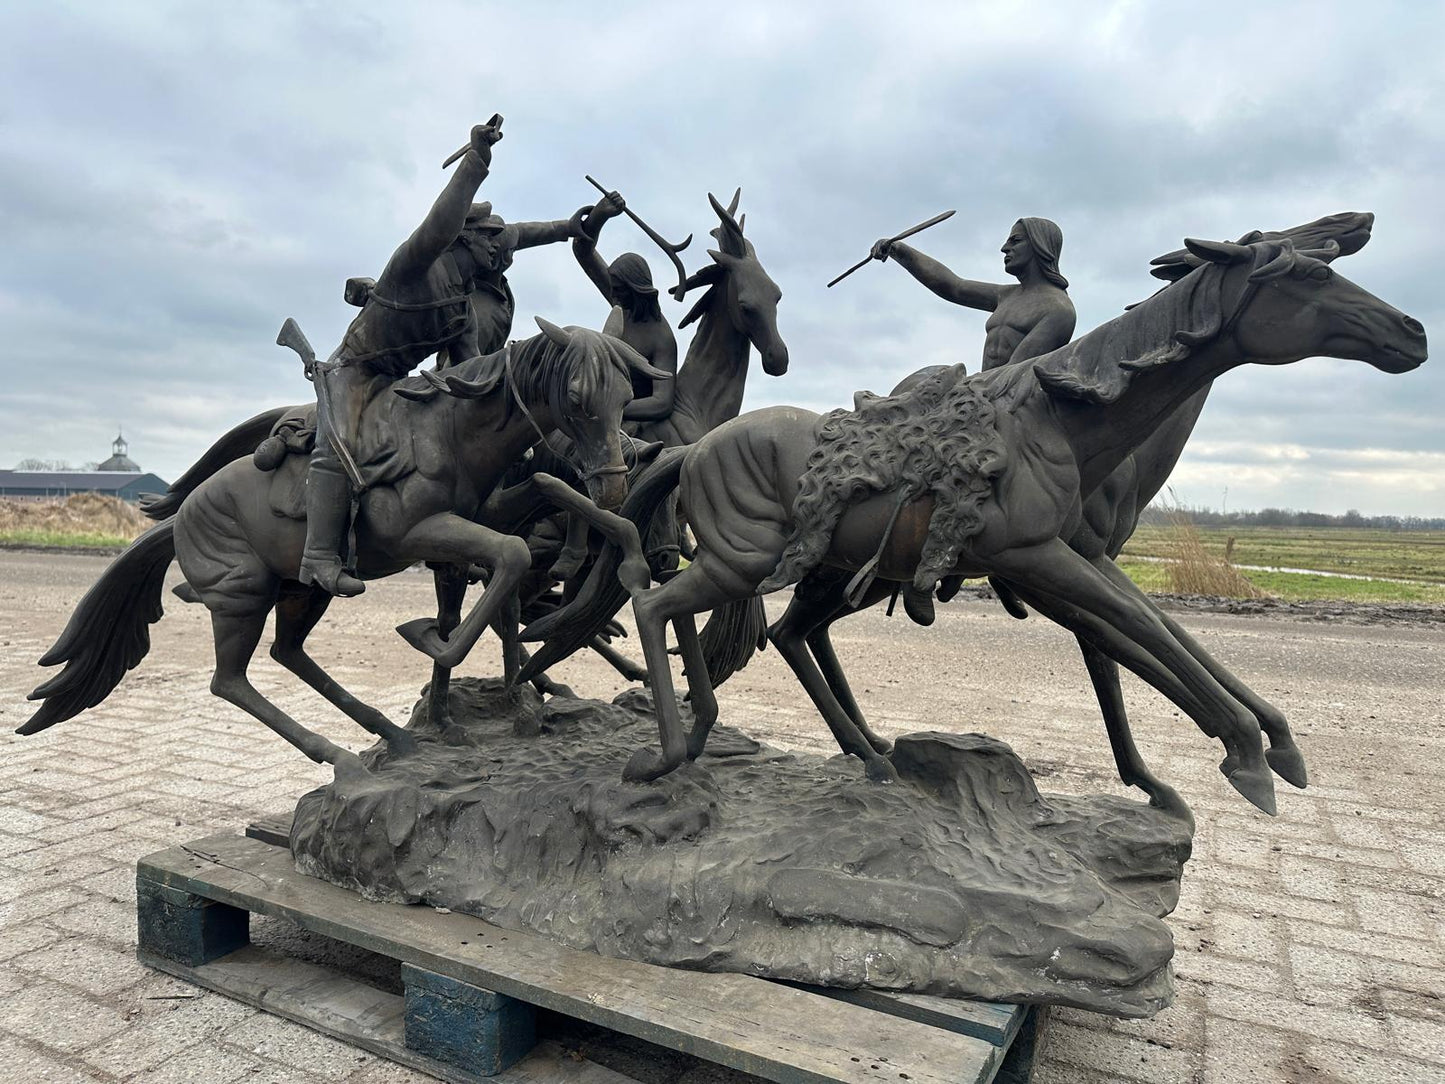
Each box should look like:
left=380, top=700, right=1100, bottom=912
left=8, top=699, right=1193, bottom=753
left=397, top=617, right=445, bottom=656
left=1141, top=780, right=1195, bottom=827
left=1266, top=745, right=1309, bottom=789
left=865, top=735, right=894, bottom=756
left=864, top=756, right=899, bottom=784
left=1222, top=762, right=1277, bottom=816
left=332, top=750, right=370, bottom=785
left=386, top=730, right=419, bottom=757
left=623, top=747, right=680, bottom=783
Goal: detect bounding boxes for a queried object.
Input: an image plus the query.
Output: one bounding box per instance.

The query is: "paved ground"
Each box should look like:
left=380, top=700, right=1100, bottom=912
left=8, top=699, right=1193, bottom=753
left=1, top=549, right=1442, bottom=1083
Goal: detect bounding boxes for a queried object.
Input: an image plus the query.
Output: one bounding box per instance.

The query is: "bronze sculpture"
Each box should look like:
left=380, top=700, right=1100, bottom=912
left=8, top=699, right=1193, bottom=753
left=520, top=229, right=1426, bottom=813
left=14, top=113, right=1432, bottom=1015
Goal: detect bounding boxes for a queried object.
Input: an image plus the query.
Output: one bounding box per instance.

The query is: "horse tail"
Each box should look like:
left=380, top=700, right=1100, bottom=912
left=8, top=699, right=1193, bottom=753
left=19, top=518, right=177, bottom=735
left=142, top=406, right=291, bottom=520
left=698, top=594, right=768, bottom=687
left=518, top=446, right=689, bottom=681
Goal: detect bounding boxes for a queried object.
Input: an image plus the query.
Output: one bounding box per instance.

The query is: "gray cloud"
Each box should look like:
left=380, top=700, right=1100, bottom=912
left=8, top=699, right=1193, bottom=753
left=1, top=1, right=1440, bottom=515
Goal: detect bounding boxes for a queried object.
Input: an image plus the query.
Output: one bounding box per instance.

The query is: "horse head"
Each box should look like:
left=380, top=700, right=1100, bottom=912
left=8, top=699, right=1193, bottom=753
left=678, top=189, right=789, bottom=377
left=534, top=316, right=667, bottom=510
left=1036, top=223, right=1425, bottom=408
left=1185, top=234, right=1427, bottom=375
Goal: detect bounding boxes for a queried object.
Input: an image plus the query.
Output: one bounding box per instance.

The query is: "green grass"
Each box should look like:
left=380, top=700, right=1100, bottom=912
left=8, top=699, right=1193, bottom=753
left=1122, top=525, right=1445, bottom=584
left=1116, top=559, right=1445, bottom=604
left=0, top=529, right=133, bottom=549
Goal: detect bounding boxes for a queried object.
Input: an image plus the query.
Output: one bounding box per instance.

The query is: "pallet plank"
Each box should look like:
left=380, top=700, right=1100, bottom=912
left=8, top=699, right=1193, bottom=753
left=140, top=834, right=1005, bottom=1084
left=794, top=985, right=1022, bottom=1046
left=140, top=943, right=635, bottom=1083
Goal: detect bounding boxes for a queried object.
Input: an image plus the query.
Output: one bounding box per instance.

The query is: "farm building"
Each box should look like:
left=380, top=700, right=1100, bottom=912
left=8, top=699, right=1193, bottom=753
left=1, top=433, right=169, bottom=502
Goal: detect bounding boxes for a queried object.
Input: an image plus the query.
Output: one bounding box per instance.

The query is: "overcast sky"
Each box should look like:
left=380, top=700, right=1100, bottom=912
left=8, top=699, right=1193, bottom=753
left=1, top=2, right=1440, bottom=515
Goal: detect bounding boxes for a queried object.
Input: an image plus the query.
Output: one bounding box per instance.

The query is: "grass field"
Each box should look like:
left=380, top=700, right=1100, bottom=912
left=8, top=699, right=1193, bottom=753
left=1119, top=524, right=1445, bottom=603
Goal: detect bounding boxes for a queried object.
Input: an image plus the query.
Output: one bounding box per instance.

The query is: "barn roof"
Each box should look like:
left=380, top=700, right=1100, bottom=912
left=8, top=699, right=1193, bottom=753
left=0, top=470, right=169, bottom=492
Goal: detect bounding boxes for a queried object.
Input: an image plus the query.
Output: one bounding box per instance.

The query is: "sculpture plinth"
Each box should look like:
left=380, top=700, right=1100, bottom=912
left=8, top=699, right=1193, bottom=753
left=290, top=679, right=1192, bottom=1017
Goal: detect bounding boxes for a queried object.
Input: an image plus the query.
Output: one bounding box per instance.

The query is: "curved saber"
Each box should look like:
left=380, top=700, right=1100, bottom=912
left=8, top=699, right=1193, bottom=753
left=584, top=175, right=693, bottom=300
left=827, top=209, right=956, bottom=288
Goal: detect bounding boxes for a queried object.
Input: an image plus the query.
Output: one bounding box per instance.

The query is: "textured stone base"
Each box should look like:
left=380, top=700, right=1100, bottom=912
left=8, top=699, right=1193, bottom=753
left=291, top=678, right=1193, bottom=1017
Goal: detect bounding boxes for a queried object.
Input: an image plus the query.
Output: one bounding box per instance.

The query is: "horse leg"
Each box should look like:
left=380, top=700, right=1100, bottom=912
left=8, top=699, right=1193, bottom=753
left=209, top=606, right=367, bottom=781
left=1001, top=575, right=1193, bottom=813
left=588, top=636, right=649, bottom=683
left=992, top=539, right=1275, bottom=814
left=1092, top=558, right=1306, bottom=788
left=527, top=473, right=651, bottom=592
left=769, top=579, right=895, bottom=756
left=768, top=590, right=896, bottom=780
left=549, top=512, right=590, bottom=582
left=673, top=613, right=719, bottom=759
left=269, top=586, right=418, bottom=755
left=488, top=589, right=523, bottom=688
left=805, top=598, right=897, bottom=755
left=1076, top=635, right=1191, bottom=822
left=394, top=515, right=534, bottom=670
left=426, top=563, right=469, bottom=730
left=623, top=563, right=731, bottom=782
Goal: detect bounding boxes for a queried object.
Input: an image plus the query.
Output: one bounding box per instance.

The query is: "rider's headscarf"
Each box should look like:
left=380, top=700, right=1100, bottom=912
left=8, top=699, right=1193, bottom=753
left=1017, top=217, right=1068, bottom=290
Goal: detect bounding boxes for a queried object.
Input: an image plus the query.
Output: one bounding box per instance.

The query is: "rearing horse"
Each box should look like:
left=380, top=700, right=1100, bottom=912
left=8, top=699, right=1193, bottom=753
left=519, top=233, right=1426, bottom=814
left=21, top=322, right=657, bottom=780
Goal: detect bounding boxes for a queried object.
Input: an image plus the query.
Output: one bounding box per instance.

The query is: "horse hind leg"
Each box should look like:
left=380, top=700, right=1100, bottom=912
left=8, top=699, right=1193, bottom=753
left=769, top=576, right=895, bottom=757
left=208, top=606, right=367, bottom=781
left=767, top=586, right=897, bottom=782
left=270, top=585, right=417, bottom=755
left=1076, top=636, right=1192, bottom=824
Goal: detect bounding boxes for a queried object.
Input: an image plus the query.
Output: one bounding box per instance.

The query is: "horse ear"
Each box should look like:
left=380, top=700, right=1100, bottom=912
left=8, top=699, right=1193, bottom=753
left=602, top=305, right=625, bottom=338
left=1184, top=238, right=1252, bottom=265
left=1298, top=239, right=1341, bottom=262
left=1248, top=241, right=1296, bottom=282
left=535, top=316, right=572, bottom=347
left=708, top=191, right=746, bottom=255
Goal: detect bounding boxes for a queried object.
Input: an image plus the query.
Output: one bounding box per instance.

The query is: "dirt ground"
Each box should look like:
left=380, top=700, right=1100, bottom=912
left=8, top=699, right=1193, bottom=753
left=1, top=550, right=1442, bottom=1083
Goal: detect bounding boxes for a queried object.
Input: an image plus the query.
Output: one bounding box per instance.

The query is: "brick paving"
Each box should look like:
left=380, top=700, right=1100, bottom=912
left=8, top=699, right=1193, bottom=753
left=1, top=550, right=1442, bottom=1083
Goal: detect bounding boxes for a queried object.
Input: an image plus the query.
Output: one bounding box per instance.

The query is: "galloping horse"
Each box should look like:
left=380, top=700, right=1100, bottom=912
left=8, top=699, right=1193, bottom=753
left=764, top=212, right=1380, bottom=816
left=21, top=322, right=657, bottom=780
left=517, top=232, right=1426, bottom=813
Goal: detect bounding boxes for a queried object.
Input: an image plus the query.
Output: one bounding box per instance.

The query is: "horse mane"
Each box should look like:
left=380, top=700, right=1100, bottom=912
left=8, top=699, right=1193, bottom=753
left=1031, top=256, right=1231, bottom=406
left=437, top=327, right=634, bottom=430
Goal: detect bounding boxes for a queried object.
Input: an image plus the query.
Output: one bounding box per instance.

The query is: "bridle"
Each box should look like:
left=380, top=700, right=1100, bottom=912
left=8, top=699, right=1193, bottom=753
left=504, top=340, right=632, bottom=485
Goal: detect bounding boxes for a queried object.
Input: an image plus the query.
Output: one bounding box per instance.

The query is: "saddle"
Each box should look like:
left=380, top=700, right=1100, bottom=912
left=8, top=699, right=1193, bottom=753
left=252, top=372, right=442, bottom=520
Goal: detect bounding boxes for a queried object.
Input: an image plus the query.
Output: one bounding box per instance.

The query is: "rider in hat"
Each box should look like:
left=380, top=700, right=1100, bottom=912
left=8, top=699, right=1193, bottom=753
left=438, top=201, right=593, bottom=365
left=300, top=121, right=592, bottom=597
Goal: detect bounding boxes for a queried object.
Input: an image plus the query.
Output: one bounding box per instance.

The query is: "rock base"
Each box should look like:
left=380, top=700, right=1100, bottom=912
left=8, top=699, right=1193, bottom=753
left=291, top=678, right=1193, bottom=1016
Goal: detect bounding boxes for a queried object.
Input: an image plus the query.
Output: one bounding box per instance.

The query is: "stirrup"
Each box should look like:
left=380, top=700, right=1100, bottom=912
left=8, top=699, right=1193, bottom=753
left=299, top=558, right=366, bottom=597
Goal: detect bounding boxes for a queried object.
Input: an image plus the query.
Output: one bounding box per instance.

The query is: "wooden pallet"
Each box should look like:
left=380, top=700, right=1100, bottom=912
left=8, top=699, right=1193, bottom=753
left=137, top=828, right=1044, bottom=1083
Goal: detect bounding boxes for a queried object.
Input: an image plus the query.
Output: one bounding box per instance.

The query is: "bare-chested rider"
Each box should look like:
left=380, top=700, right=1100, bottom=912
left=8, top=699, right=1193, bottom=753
left=869, top=217, right=1075, bottom=622
left=572, top=190, right=678, bottom=427
left=871, top=216, right=1076, bottom=370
